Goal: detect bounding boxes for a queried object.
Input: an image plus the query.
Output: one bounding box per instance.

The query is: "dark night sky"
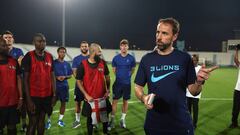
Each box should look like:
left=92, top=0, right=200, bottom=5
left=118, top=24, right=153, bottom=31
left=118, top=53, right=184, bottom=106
left=0, top=0, right=240, bottom=51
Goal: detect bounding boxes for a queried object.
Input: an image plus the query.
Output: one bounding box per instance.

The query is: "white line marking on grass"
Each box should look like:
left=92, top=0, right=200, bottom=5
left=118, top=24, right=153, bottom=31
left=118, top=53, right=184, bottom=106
left=53, top=108, right=75, bottom=114
left=200, top=98, right=232, bottom=101
left=52, top=100, right=140, bottom=114
left=52, top=98, right=233, bottom=114
left=69, top=88, right=74, bottom=92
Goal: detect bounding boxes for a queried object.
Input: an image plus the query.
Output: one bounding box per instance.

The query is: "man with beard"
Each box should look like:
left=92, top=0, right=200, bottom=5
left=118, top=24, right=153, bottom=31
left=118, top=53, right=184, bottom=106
left=0, top=36, right=22, bottom=135
left=71, top=41, right=89, bottom=128
left=76, top=43, right=110, bottom=135
left=2, top=31, right=27, bottom=132
left=134, top=18, right=218, bottom=135
left=22, top=33, right=56, bottom=135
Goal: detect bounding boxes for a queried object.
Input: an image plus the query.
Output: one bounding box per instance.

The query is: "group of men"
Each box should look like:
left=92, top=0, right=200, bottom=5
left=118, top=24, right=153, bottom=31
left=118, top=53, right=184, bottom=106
left=0, top=29, right=136, bottom=135
left=1, top=17, right=230, bottom=135
left=70, top=39, right=136, bottom=135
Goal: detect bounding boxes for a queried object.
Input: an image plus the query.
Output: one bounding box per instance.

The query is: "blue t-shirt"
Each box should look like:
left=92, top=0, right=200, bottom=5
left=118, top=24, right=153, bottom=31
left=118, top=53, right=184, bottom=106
left=72, top=54, right=89, bottom=69
left=134, top=49, right=196, bottom=134
left=54, top=60, right=72, bottom=90
left=72, top=54, right=89, bottom=93
left=112, top=54, right=136, bottom=84
left=9, top=47, right=24, bottom=60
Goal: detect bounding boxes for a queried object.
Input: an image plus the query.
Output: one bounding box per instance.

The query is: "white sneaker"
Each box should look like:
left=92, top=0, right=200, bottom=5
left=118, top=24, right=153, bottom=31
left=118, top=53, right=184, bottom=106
left=120, top=119, right=126, bottom=128
left=45, top=121, right=51, bottom=130
left=57, top=120, right=65, bottom=127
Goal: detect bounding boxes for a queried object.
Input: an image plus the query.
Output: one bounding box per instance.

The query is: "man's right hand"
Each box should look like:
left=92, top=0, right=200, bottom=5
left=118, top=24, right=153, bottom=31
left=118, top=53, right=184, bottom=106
left=56, top=76, right=65, bottom=81
left=142, top=94, right=155, bottom=110
left=27, top=99, right=36, bottom=114
left=85, top=94, right=94, bottom=102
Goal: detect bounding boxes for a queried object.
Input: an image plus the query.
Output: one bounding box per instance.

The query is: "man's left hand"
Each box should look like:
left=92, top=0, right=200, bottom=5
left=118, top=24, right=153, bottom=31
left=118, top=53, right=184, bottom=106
left=17, top=99, right=23, bottom=110
left=51, top=96, right=57, bottom=107
left=104, top=90, right=110, bottom=98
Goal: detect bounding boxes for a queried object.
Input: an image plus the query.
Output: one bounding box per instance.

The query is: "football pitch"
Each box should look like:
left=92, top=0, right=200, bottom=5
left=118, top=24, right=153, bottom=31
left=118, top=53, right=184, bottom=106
left=16, top=66, right=240, bottom=135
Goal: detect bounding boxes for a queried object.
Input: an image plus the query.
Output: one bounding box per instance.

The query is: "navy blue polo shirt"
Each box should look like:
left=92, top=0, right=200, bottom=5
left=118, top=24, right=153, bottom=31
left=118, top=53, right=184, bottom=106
left=112, top=54, right=136, bottom=84
left=9, top=47, right=23, bottom=60
left=54, top=60, right=72, bottom=89
left=134, top=49, right=196, bottom=134
left=72, top=54, right=89, bottom=94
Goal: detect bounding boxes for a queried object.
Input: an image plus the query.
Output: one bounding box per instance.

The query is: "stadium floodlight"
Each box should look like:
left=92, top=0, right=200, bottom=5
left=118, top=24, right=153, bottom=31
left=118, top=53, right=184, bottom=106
left=62, top=0, right=65, bottom=47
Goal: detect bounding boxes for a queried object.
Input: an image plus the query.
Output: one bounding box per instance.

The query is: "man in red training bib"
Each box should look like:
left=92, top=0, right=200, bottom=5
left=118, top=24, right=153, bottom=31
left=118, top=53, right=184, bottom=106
left=0, top=36, right=22, bottom=135
left=76, top=43, right=111, bottom=135
left=22, top=33, right=56, bottom=135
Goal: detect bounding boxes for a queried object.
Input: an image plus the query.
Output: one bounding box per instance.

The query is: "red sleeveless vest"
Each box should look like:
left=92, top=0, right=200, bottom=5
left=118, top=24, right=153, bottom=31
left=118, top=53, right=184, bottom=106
left=0, top=57, right=19, bottom=107
left=29, top=51, right=53, bottom=97
left=82, top=60, right=106, bottom=99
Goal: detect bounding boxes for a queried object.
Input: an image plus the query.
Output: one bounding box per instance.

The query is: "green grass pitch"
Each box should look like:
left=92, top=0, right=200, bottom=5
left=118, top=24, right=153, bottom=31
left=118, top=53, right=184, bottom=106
left=13, top=66, right=240, bottom=135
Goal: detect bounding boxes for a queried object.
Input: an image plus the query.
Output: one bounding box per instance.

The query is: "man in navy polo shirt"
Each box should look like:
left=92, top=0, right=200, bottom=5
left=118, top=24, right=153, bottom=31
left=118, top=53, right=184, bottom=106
left=72, top=41, right=89, bottom=128
left=109, top=39, right=136, bottom=129
left=45, top=47, right=72, bottom=129
left=2, top=30, right=24, bottom=65
left=134, top=18, right=218, bottom=135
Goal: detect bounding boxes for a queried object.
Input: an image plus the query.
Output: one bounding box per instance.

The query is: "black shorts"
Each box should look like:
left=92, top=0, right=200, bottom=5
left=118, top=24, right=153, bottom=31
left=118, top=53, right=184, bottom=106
left=74, top=87, right=84, bottom=102
left=28, top=96, right=52, bottom=116
left=112, top=81, right=131, bottom=100
left=0, top=105, right=20, bottom=128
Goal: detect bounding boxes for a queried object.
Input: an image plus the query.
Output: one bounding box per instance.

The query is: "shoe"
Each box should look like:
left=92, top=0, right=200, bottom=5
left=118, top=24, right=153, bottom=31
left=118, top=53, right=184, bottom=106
left=120, top=119, right=126, bottom=128
left=20, top=124, right=27, bottom=132
left=58, top=120, right=65, bottom=127
left=93, top=124, right=98, bottom=129
left=107, top=120, right=115, bottom=131
left=45, top=121, right=51, bottom=130
left=72, top=120, right=81, bottom=128
left=229, top=123, right=238, bottom=128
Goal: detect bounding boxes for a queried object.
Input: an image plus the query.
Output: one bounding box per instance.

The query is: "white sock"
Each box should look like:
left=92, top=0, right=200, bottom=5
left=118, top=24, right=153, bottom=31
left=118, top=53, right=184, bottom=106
left=121, top=113, right=126, bottom=120
left=75, top=113, right=80, bottom=122
left=59, top=114, right=64, bottom=120
left=111, top=115, right=115, bottom=121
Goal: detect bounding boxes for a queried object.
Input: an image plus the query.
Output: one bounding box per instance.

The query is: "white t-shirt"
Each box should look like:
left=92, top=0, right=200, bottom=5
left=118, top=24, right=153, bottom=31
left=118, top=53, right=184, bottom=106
left=235, top=66, right=240, bottom=91
left=186, top=65, right=202, bottom=98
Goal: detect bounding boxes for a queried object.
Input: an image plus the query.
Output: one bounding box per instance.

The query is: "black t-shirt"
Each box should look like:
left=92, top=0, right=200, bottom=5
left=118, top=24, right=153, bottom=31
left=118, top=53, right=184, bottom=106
left=134, top=49, right=196, bottom=133
left=76, top=59, right=109, bottom=80
left=0, top=56, right=21, bottom=75
left=22, top=51, right=54, bottom=72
